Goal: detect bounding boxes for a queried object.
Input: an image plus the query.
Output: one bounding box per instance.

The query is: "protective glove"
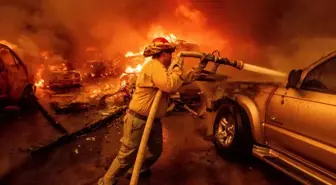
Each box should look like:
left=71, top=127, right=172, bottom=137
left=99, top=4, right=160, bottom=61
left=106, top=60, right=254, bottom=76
left=170, top=57, right=184, bottom=70
left=193, top=57, right=208, bottom=73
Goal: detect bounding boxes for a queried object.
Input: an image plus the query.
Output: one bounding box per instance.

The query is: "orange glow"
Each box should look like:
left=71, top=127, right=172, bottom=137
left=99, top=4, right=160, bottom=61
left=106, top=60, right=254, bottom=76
left=124, top=31, right=178, bottom=59
left=175, top=4, right=207, bottom=27
left=125, top=49, right=144, bottom=57
left=0, top=40, right=18, bottom=49
left=35, top=79, right=45, bottom=88
left=40, top=51, right=49, bottom=59
left=85, top=47, right=98, bottom=52
left=125, top=64, right=142, bottom=73
left=49, top=63, right=68, bottom=71
left=122, top=31, right=179, bottom=77
left=34, top=64, right=45, bottom=88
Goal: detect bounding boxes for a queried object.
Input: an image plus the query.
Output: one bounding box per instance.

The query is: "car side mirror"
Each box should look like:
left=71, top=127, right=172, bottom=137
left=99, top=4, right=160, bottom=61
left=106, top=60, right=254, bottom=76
left=286, top=69, right=303, bottom=89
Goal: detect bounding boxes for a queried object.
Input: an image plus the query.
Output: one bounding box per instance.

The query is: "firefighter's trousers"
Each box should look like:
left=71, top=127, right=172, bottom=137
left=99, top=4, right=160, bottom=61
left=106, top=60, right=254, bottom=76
left=101, top=112, right=163, bottom=184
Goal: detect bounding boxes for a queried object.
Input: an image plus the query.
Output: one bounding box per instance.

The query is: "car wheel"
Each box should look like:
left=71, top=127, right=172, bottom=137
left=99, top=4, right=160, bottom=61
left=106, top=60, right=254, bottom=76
left=213, top=102, right=253, bottom=157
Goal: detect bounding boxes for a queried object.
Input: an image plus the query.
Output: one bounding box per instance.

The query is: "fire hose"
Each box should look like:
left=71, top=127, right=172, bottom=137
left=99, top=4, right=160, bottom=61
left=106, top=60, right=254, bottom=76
left=129, top=51, right=244, bottom=185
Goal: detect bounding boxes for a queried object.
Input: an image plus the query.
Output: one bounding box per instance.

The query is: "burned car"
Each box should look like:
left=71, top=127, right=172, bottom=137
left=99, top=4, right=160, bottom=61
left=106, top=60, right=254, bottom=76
left=0, top=43, right=35, bottom=112
left=81, top=48, right=124, bottom=79
left=49, top=70, right=81, bottom=89
left=211, top=52, right=336, bottom=184
left=43, top=63, right=81, bottom=89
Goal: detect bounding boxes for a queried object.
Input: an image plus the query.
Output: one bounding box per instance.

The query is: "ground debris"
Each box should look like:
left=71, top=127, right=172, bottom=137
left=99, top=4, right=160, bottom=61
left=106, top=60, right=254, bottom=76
left=86, top=137, right=96, bottom=141
left=50, top=101, right=90, bottom=114
left=74, top=148, right=79, bottom=154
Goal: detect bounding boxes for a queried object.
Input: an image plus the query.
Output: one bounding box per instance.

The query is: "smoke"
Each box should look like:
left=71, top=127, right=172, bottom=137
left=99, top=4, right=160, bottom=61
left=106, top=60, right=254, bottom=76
left=0, top=0, right=175, bottom=62
left=2, top=0, right=336, bottom=77
left=189, top=0, right=336, bottom=72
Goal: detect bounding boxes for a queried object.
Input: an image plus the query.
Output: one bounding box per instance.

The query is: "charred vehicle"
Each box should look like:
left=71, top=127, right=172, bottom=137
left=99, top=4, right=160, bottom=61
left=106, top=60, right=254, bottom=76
left=81, top=48, right=124, bottom=79
left=212, top=52, right=336, bottom=184
left=0, top=44, right=35, bottom=112
left=44, top=63, right=81, bottom=89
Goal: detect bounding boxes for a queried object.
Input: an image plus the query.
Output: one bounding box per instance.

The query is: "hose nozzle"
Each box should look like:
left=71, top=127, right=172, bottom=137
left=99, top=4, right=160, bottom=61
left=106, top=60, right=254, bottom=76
left=229, top=60, right=244, bottom=70
left=216, top=57, right=244, bottom=70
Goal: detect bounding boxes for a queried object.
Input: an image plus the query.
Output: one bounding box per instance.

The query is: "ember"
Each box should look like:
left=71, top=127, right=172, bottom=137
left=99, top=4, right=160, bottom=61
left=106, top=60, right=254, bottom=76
left=35, top=79, right=45, bottom=88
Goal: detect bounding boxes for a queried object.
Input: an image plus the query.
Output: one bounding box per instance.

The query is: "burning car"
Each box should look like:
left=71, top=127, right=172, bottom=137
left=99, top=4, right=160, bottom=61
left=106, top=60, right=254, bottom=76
left=81, top=48, right=124, bottom=79
left=48, top=68, right=81, bottom=89
left=0, top=43, right=35, bottom=112
left=37, top=63, right=81, bottom=89
left=37, top=52, right=82, bottom=89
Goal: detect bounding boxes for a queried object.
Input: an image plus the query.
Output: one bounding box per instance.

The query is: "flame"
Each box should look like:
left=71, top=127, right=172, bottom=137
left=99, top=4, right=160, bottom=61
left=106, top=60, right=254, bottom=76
left=124, top=31, right=179, bottom=58
left=151, top=33, right=177, bottom=43
left=34, top=64, right=45, bottom=88
left=88, top=83, right=116, bottom=98
left=147, top=26, right=179, bottom=43
left=35, top=79, right=45, bottom=88
left=122, top=57, right=151, bottom=77
left=122, top=31, right=179, bottom=77
left=49, top=63, right=68, bottom=71
left=125, top=50, right=143, bottom=57
left=125, top=64, right=142, bottom=73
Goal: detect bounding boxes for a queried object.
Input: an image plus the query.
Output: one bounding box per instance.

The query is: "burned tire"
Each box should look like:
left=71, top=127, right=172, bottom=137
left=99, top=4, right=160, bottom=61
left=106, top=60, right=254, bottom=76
left=213, top=102, right=253, bottom=158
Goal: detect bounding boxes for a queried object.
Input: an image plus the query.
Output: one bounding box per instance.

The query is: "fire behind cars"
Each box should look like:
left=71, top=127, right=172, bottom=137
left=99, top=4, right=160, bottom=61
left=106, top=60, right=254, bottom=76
left=38, top=62, right=81, bottom=90
left=80, top=48, right=125, bottom=80
left=48, top=65, right=81, bottom=89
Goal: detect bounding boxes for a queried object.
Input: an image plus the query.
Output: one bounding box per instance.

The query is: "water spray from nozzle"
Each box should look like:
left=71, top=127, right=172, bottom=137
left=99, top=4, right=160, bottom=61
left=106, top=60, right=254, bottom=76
left=212, top=54, right=286, bottom=78
left=176, top=51, right=288, bottom=78
left=242, top=63, right=287, bottom=77
left=223, top=59, right=286, bottom=77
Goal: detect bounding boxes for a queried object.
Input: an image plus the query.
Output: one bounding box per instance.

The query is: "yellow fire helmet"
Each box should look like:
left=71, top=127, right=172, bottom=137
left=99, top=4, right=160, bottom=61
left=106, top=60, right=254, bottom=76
left=143, top=37, right=176, bottom=57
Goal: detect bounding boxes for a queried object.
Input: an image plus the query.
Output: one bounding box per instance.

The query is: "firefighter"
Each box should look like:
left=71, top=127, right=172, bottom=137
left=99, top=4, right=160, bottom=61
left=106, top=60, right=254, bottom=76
left=98, top=37, right=206, bottom=185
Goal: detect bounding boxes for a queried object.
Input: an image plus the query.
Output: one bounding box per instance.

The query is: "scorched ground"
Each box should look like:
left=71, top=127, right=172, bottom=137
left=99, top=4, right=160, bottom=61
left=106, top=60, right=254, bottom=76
left=1, top=111, right=299, bottom=185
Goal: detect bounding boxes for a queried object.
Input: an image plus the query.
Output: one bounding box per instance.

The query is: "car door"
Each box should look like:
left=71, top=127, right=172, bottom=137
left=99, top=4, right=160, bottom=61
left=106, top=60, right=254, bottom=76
left=265, top=57, right=336, bottom=174
left=0, top=47, right=29, bottom=102
left=0, top=58, right=10, bottom=103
